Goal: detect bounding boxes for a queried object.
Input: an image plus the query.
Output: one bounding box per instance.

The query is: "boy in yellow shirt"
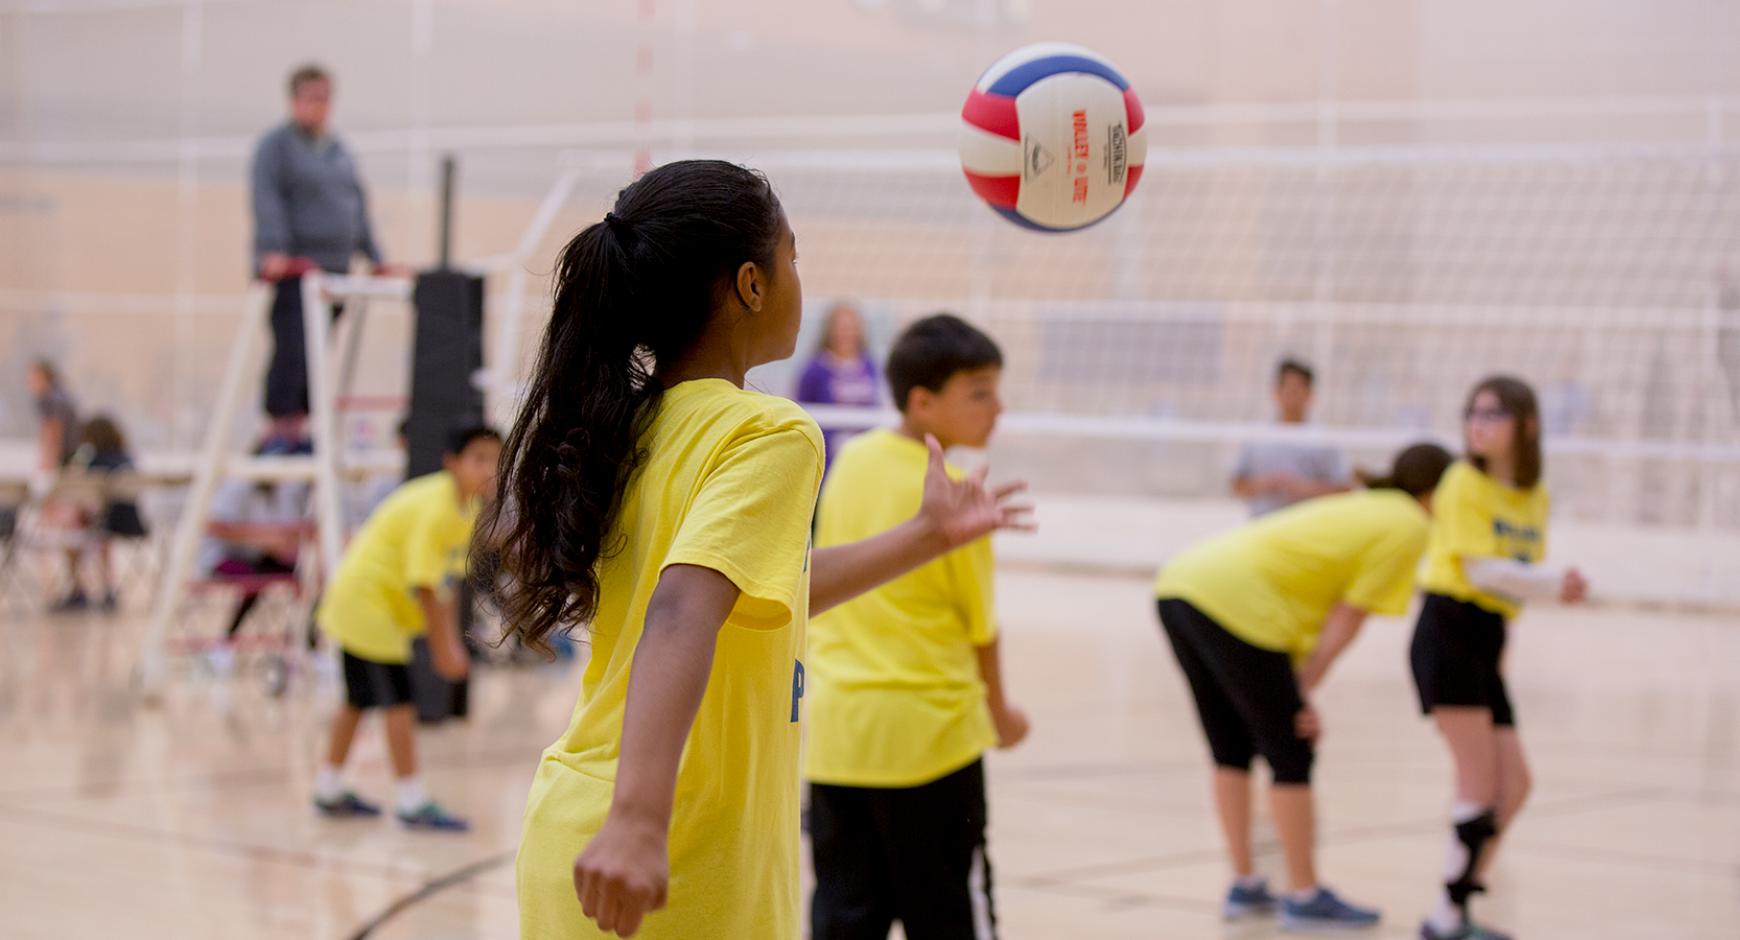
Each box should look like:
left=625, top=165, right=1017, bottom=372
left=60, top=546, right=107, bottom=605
left=805, top=314, right=1031, bottom=940
left=312, top=426, right=501, bottom=830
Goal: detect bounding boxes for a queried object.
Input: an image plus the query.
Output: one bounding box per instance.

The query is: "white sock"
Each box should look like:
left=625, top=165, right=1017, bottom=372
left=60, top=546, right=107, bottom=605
left=313, top=765, right=345, bottom=801
left=394, top=777, right=428, bottom=814
left=1234, top=873, right=1267, bottom=891
left=1288, top=886, right=1321, bottom=903
left=1429, top=800, right=1488, bottom=933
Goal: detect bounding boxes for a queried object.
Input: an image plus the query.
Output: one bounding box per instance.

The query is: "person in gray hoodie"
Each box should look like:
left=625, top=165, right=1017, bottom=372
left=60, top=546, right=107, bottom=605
left=251, top=64, right=404, bottom=438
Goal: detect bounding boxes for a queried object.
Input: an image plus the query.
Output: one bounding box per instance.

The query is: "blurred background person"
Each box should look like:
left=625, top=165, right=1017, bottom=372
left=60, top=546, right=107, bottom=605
left=251, top=64, right=400, bottom=446
left=28, top=360, right=79, bottom=476
left=795, top=300, right=880, bottom=469
left=1232, top=358, right=1351, bottom=517
left=52, top=414, right=147, bottom=613
left=198, top=438, right=312, bottom=674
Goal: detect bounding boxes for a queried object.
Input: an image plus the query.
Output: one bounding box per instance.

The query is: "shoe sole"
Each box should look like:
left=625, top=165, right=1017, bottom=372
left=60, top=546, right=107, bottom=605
left=1279, top=915, right=1383, bottom=933
left=398, top=819, right=469, bottom=832
left=1224, top=903, right=1278, bottom=921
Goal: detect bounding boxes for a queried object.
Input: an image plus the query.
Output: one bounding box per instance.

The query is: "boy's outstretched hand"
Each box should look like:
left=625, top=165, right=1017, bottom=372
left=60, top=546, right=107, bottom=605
left=991, top=703, right=1031, bottom=749
left=920, top=434, right=1034, bottom=548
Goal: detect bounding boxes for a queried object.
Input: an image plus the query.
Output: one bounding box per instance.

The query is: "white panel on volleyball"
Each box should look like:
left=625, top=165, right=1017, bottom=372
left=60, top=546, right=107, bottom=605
left=1010, top=71, right=1131, bottom=228
left=957, top=125, right=1023, bottom=177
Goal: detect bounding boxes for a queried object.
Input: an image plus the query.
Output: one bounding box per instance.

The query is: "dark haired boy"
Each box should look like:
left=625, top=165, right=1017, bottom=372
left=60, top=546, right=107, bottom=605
left=312, top=426, right=501, bottom=831
left=804, top=314, right=1030, bottom=939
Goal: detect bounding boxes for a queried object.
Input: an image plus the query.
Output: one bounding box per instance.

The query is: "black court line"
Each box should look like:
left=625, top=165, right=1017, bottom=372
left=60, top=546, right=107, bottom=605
left=0, top=802, right=522, bottom=934
left=346, top=849, right=517, bottom=940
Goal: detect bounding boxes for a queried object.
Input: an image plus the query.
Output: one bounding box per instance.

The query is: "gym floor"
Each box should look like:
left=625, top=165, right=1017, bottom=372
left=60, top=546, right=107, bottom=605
left=0, top=566, right=1735, bottom=939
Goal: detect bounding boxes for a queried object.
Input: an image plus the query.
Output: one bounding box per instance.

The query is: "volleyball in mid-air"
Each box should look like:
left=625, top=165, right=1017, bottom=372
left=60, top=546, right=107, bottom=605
left=958, top=42, right=1147, bottom=232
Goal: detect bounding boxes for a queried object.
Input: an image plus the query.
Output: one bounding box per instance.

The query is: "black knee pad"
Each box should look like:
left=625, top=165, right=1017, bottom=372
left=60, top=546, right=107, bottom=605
left=1446, top=809, right=1499, bottom=907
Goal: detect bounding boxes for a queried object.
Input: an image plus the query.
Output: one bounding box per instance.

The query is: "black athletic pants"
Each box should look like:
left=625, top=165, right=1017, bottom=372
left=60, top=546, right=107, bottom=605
left=810, top=759, right=997, bottom=940
left=265, top=276, right=344, bottom=419
left=1158, top=598, right=1315, bottom=784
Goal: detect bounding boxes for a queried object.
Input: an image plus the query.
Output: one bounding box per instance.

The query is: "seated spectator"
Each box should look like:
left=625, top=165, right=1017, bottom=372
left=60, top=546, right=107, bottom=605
left=52, top=415, right=148, bottom=613
left=795, top=300, right=880, bottom=468
left=200, top=439, right=311, bottom=672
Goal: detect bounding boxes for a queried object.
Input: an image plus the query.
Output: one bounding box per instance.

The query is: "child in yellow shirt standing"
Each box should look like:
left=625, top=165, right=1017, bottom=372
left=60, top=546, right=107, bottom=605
left=805, top=314, right=1031, bottom=940
left=1413, top=377, right=1588, bottom=940
left=312, top=425, right=501, bottom=831
left=489, top=162, right=1031, bottom=940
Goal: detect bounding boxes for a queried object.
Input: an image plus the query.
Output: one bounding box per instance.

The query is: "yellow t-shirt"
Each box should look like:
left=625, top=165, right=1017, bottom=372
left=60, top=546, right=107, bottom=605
left=317, top=471, right=476, bottom=664
left=803, top=429, right=998, bottom=789
left=516, top=380, right=824, bottom=940
left=1155, top=488, right=1430, bottom=659
left=1419, top=460, right=1551, bottom=618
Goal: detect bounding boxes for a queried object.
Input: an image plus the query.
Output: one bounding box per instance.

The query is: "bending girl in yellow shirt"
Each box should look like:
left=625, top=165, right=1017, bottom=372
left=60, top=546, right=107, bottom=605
left=478, top=160, right=1032, bottom=940
left=1413, top=377, right=1589, bottom=940
left=1155, top=442, right=1453, bottom=932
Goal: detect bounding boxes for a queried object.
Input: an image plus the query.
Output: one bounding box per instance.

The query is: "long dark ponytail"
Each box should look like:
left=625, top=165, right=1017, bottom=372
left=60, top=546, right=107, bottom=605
left=476, top=160, right=785, bottom=655
left=1357, top=442, right=1455, bottom=498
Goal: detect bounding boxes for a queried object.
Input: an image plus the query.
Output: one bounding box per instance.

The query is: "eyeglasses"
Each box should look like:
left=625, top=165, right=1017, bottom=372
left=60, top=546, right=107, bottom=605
left=1465, top=407, right=1513, bottom=423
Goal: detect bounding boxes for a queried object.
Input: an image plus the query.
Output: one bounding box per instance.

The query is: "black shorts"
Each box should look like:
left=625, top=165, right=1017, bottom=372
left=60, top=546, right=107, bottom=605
left=809, top=760, right=996, bottom=940
left=1410, top=592, right=1515, bottom=727
left=342, top=649, right=413, bottom=710
left=100, top=501, right=148, bottom=538
left=1157, top=598, right=1314, bottom=785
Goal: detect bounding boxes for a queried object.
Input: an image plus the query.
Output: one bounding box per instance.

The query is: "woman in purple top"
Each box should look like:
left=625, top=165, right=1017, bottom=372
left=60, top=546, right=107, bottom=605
left=795, top=301, right=880, bottom=467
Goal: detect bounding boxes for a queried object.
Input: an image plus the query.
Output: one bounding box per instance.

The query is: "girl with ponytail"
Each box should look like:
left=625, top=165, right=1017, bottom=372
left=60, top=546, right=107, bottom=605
left=1152, top=442, right=1453, bottom=930
left=484, top=160, right=1030, bottom=939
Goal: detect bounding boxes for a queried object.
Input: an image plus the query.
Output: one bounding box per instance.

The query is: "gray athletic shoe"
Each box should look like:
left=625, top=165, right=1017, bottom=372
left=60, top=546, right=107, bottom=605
left=1419, top=921, right=1514, bottom=940
left=1223, top=878, right=1279, bottom=920
left=1280, top=886, right=1382, bottom=931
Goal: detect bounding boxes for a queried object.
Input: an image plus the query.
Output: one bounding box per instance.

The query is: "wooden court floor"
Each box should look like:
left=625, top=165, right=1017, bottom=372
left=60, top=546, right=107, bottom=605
left=0, top=567, right=1735, bottom=938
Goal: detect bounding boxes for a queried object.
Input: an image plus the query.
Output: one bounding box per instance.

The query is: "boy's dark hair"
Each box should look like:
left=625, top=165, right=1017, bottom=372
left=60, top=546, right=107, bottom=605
left=1465, top=374, right=1544, bottom=489
left=1276, top=357, right=1314, bottom=387
left=446, top=425, right=502, bottom=456
left=80, top=414, right=127, bottom=455
left=288, top=64, right=330, bottom=96
left=885, top=314, right=1003, bottom=413
left=477, top=160, right=786, bottom=657
left=1358, top=442, right=1454, bottom=498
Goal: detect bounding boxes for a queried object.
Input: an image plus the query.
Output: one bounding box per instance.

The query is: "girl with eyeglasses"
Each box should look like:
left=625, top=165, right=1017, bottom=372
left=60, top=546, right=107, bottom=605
left=1412, top=376, right=1590, bottom=940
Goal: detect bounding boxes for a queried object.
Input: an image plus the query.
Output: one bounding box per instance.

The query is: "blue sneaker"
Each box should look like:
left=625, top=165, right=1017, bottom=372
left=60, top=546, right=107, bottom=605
left=1420, top=921, right=1513, bottom=940
left=1280, top=886, right=1381, bottom=931
left=397, top=801, right=470, bottom=832
left=1224, top=878, right=1279, bottom=920
left=314, top=791, right=382, bottom=818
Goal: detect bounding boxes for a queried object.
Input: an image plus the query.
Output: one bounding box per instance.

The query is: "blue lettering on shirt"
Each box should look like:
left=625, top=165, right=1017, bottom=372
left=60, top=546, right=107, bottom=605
left=1491, top=518, right=1542, bottom=563
left=790, top=660, right=805, bottom=723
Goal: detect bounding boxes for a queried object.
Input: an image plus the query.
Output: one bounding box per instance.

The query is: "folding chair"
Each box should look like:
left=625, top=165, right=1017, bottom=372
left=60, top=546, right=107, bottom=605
left=0, top=481, right=29, bottom=616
